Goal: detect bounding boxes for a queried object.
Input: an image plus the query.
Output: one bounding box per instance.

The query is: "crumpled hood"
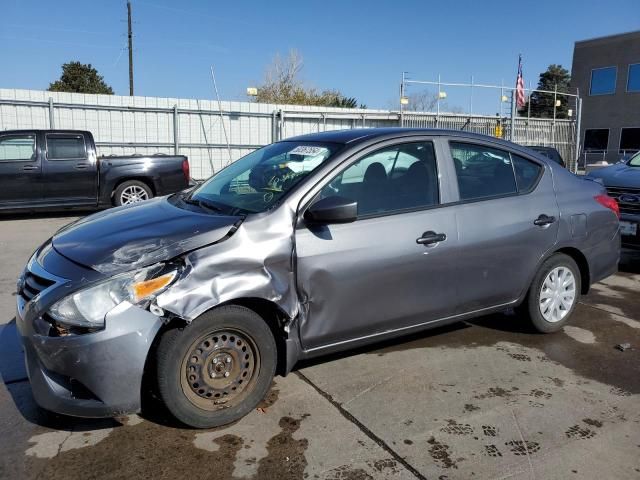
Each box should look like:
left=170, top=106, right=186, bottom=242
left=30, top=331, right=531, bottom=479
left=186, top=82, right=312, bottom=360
left=588, top=162, right=640, bottom=189
left=52, top=197, right=241, bottom=274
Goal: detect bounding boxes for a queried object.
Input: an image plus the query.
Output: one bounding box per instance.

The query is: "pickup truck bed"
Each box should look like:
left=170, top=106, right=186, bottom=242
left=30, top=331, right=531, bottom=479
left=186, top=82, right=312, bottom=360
left=0, top=130, right=191, bottom=212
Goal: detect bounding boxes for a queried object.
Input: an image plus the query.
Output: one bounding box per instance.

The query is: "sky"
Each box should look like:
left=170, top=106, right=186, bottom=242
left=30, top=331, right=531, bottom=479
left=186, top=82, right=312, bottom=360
left=1, top=0, right=639, bottom=114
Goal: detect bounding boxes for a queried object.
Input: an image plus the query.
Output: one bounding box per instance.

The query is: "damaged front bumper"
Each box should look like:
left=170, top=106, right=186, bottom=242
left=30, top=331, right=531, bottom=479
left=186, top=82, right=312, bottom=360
left=16, top=254, right=164, bottom=418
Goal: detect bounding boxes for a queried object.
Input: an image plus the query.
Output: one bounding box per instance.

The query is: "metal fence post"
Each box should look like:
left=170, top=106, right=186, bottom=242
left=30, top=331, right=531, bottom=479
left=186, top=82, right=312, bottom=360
left=173, top=105, right=179, bottom=155
left=575, top=96, right=583, bottom=173
left=48, top=97, right=55, bottom=129
left=278, top=109, right=284, bottom=141
left=271, top=110, right=278, bottom=142
left=510, top=90, right=516, bottom=141
left=400, top=72, right=405, bottom=128
left=551, top=84, right=557, bottom=148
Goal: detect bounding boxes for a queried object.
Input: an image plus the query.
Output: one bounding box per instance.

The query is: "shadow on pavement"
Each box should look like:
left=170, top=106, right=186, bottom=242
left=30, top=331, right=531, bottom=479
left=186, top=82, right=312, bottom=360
left=0, top=211, right=88, bottom=221
left=295, top=310, right=535, bottom=371
left=0, top=319, right=27, bottom=384
left=0, top=319, right=120, bottom=432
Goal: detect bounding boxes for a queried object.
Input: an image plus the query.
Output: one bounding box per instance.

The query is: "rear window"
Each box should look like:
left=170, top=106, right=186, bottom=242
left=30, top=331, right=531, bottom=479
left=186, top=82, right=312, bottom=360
left=450, top=142, right=517, bottom=200
left=512, top=155, right=543, bottom=193
left=46, top=135, right=86, bottom=160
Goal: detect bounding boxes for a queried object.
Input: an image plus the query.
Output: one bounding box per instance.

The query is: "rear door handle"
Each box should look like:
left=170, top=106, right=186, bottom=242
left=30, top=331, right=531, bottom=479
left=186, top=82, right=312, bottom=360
left=534, top=214, right=556, bottom=226
left=416, top=231, right=447, bottom=245
left=75, top=163, right=89, bottom=169
left=22, top=165, right=38, bottom=171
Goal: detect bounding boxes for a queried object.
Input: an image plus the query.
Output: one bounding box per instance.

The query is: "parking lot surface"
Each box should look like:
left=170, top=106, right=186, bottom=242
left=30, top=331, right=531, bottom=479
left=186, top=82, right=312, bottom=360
left=1, top=214, right=639, bottom=480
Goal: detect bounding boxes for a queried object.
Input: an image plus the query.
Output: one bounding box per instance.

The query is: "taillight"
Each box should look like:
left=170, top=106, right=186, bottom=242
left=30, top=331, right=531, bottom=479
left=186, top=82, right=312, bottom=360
left=182, top=158, right=190, bottom=181
left=594, top=194, right=620, bottom=218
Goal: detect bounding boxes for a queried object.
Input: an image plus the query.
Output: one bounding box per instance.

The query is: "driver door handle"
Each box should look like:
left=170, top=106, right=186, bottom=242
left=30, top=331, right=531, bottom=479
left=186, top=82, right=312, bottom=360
left=22, top=165, right=38, bottom=171
left=416, top=231, right=447, bottom=245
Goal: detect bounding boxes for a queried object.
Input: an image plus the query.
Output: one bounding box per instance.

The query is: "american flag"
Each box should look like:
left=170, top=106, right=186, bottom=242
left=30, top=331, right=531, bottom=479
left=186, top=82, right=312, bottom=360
left=516, top=54, right=526, bottom=110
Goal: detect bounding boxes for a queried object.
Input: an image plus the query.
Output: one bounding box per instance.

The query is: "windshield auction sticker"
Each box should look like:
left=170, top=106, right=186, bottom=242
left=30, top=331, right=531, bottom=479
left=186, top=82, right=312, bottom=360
left=289, top=145, right=329, bottom=157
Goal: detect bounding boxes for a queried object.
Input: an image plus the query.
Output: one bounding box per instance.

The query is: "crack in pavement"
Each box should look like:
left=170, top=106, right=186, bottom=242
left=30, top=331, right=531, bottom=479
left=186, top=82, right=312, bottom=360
left=510, top=408, right=536, bottom=480
left=295, top=370, right=427, bottom=480
left=342, top=373, right=396, bottom=407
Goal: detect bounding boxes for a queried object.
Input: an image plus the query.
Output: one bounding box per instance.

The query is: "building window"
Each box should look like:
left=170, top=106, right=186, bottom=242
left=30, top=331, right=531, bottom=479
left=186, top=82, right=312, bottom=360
left=628, top=64, right=640, bottom=93
left=589, top=67, right=617, bottom=95
left=584, top=129, right=609, bottom=151
left=620, top=128, right=640, bottom=155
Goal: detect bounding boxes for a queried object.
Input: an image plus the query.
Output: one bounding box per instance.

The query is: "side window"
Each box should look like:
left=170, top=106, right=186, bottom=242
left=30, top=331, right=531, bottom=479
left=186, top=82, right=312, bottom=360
left=46, top=135, right=86, bottom=160
left=0, top=135, right=36, bottom=162
left=318, top=142, right=439, bottom=217
left=512, top=154, right=543, bottom=193
left=450, top=142, right=517, bottom=200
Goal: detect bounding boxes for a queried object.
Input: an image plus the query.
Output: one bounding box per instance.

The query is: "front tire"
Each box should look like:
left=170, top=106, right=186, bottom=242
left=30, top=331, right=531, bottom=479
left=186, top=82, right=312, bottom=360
left=156, top=306, right=277, bottom=428
left=520, top=253, right=581, bottom=333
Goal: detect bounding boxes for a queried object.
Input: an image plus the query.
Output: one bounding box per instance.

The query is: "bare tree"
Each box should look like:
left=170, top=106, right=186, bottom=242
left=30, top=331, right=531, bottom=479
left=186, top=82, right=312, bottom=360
left=252, top=50, right=364, bottom=107
left=404, top=89, right=462, bottom=114
left=406, top=90, right=439, bottom=112
left=256, top=49, right=304, bottom=103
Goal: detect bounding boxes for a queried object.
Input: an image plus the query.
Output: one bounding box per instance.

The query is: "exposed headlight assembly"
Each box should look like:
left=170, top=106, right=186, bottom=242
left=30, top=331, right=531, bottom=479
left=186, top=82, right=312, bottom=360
left=48, top=264, right=178, bottom=328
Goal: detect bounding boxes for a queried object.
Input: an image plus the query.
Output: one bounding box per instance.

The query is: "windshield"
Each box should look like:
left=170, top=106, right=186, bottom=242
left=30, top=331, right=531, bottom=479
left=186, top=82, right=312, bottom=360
left=629, top=152, right=640, bottom=167
left=188, top=141, right=341, bottom=214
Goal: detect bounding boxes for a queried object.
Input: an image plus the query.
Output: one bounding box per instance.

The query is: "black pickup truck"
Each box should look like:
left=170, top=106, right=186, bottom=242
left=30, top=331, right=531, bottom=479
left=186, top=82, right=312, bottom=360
left=0, top=130, right=191, bottom=212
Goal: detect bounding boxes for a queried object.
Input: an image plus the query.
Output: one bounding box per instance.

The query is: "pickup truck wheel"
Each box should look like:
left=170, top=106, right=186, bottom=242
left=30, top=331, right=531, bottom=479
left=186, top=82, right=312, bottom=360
left=156, top=306, right=277, bottom=429
left=520, top=253, right=581, bottom=333
left=114, top=180, right=153, bottom=206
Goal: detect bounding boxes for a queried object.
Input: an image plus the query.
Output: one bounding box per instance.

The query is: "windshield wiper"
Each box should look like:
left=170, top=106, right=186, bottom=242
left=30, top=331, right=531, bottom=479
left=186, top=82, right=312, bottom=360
left=181, top=195, right=223, bottom=213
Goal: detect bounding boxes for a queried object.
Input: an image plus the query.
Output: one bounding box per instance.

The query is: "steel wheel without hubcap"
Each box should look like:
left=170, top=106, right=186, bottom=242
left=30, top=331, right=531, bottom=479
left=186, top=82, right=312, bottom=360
left=538, top=266, right=576, bottom=323
left=120, top=185, right=149, bottom=205
left=180, top=329, right=259, bottom=411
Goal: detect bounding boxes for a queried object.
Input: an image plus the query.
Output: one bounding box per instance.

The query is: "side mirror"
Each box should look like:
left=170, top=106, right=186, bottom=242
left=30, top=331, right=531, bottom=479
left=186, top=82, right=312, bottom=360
left=304, top=196, right=357, bottom=224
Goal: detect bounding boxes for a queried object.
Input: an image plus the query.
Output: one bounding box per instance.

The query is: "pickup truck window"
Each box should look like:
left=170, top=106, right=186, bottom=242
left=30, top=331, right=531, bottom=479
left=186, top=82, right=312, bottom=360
left=0, top=135, right=36, bottom=162
left=46, top=134, right=86, bottom=160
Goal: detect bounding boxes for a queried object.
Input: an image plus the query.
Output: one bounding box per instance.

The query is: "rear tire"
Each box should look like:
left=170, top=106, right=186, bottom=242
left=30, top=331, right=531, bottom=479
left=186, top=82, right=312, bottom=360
left=519, top=253, right=581, bottom=333
left=113, top=180, right=153, bottom=206
left=156, top=306, right=277, bottom=428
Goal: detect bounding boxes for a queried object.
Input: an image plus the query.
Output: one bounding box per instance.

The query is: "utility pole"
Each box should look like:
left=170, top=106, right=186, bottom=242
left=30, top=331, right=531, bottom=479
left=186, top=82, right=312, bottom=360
left=127, top=1, right=134, bottom=96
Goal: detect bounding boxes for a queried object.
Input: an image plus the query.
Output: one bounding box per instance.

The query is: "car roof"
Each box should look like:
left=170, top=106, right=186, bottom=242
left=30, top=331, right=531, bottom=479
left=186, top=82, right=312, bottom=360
left=284, top=128, right=540, bottom=155
left=1, top=129, right=90, bottom=135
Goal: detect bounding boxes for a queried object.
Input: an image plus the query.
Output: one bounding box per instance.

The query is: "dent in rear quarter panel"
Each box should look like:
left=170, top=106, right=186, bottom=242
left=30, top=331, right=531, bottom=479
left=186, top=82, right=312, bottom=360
left=553, top=169, right=620, bottom=286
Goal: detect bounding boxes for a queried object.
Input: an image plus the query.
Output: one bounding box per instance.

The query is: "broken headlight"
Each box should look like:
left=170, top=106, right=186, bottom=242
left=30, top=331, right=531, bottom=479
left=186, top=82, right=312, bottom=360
left=48, top=264, right=178, bottom=328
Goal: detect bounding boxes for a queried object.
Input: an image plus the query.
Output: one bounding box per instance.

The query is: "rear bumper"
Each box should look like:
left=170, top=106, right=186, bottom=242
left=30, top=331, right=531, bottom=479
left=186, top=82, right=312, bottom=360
left=585, top=227, right=621, bottom=286
left=17, top=297, right=163, bottom=418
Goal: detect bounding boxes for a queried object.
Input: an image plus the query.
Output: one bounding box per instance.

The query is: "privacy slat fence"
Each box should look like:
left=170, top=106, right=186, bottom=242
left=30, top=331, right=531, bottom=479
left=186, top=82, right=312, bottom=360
left=0, top=89, right=578, bottom=179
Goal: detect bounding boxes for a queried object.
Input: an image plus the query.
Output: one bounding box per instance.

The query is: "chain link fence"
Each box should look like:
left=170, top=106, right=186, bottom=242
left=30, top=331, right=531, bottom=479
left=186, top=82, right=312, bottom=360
left=1, top=88, right=578, bottom=179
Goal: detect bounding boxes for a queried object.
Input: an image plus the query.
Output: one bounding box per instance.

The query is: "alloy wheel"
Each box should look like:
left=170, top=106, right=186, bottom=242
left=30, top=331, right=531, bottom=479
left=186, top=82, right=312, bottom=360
left=119, top=185, right=149, bottom=204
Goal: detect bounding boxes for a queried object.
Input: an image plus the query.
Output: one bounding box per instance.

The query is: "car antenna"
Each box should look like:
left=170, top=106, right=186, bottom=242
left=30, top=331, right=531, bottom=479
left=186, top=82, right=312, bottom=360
left=210, top=65, right=233, bottom=167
